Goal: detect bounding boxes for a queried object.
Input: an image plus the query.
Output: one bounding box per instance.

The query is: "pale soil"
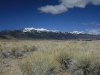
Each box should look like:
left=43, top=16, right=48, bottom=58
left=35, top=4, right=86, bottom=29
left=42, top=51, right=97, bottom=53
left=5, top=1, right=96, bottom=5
left=1, top=58, right=17, bottom=67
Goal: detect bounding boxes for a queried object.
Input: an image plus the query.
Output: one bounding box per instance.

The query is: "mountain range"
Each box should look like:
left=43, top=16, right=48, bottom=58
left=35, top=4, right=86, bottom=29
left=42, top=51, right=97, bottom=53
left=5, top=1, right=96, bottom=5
left=0, top=27, right=100, bottom=40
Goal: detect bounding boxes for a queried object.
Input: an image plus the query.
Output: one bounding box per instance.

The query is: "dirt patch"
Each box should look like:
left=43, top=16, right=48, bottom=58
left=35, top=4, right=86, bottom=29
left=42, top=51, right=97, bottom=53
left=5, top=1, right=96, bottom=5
left=1, top=57, right=17, bottom=67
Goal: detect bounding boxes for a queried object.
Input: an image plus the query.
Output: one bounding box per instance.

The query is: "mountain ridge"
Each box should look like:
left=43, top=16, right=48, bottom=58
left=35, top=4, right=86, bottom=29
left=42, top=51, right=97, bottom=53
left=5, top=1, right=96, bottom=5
left=0, top=28, right=100, bottom=40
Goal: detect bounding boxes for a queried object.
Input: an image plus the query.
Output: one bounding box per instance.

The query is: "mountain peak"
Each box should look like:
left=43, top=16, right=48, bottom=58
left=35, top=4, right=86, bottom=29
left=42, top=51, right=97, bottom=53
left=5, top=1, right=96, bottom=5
left=21, top=27, right=59, bottom=33
left=70, top=31, right=85, bottom=34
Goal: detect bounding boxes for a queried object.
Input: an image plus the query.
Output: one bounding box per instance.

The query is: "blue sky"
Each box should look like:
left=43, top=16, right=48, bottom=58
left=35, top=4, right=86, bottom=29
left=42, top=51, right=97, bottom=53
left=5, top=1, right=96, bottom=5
left=0, top=0, right=100, bottom=34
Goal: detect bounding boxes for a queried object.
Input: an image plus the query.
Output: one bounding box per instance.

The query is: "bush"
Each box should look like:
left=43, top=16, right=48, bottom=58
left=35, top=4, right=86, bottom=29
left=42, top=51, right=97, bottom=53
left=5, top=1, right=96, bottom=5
left=18, top=57, right=32, bottom=75
left=76, top=51, right=91, bottom=69
left=29, top=45, right=37, bottom=52
left=11, top=47, right=24, bottom=58
left=75, top=51, right=92, bottom=75
left=89, top=52, right=100, bottom=74
left=55, top=50, right=74, bottom=69
left=18, top=52, right=59, bottom=75
left=23, top=45, right=37, bottom=52
left=2, top=50, right=10, bottom=58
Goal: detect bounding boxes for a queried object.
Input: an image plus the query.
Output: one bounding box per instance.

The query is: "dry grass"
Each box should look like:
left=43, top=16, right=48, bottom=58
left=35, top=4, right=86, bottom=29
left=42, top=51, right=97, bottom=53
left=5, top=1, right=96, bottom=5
left=0, top=40, right=100, bottom=75
left=18, top=51, right=59, bottom=75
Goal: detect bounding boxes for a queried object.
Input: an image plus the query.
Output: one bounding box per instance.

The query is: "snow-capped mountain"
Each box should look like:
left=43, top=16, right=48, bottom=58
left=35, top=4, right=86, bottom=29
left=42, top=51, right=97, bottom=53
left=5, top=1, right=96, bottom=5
left=70, top=31, right=85, bottom=34
left=21, top=27, right=86, bottom=34
left=0, top=27, right=100, bottom=40
left=21, top=27, right=59, bottom=33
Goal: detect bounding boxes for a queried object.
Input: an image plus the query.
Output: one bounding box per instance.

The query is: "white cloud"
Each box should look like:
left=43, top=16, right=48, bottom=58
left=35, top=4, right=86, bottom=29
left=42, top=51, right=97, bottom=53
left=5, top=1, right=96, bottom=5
left=38, top=0, right=100, bottom=14
left=87, top=29, right=100, bottom=35
left=38, top=5, right=67, bottom=14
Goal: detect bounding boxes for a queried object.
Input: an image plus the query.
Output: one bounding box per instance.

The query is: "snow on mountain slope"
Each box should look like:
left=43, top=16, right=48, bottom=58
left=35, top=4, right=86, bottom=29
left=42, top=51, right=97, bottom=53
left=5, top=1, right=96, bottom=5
left=22, top=27, right=59, bottom=33
left=70, top=31, right=85, bottom=34
left=21, top=27, right=86, bottom=34
left=22, top=27, right=48, bottom=32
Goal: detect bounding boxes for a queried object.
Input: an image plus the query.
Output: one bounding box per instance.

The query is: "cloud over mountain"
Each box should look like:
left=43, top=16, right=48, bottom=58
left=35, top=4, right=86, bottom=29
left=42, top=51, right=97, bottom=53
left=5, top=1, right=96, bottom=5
left=87, top=29, right=100, bottom=35
left=38, top=0, right=100, bottom=14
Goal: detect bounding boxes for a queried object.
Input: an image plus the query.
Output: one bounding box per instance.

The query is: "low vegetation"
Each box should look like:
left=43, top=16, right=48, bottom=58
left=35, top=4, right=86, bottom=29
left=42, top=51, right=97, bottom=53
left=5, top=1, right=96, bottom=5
left=0, top=40, right=100, bottom=75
